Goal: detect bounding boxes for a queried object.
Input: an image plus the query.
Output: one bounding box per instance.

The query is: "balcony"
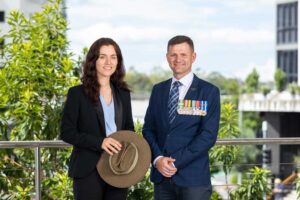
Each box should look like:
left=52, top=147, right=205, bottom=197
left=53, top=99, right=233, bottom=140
left=239, top=91, right=300, bottom=112
left=1, top=138, right=300, bottom=199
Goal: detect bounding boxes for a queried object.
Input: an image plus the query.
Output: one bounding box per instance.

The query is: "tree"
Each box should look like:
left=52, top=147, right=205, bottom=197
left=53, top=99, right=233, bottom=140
left=288, top=82, right=300, bottom=95
left=148, top=66, right=172, bottom=85
left=236, top=111, right=262, bottom=173
left=126, top=66, right=153, bottom=94
left=224, top=78, right=240, bottom=96
left=274, top=68, right=286, bottom=92
left=195, top=71, right=241, bottom=98
left=0, top=0, right=79, bottom=198
left=210, top=103, right=240, bottom=199
left=261, top=85, right=271, bottom=96
left=230, top=167, right=271, bottom=200
left=126, top=66, right=172, bottom=95
left=204, top=72, right=227, bottom=95
left=245, top=68, right=259, bottom=93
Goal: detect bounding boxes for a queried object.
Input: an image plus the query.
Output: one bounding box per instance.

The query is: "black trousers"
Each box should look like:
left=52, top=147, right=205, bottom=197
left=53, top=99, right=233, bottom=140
left=154, top=178, right=212, bottom=200
left=73, top=169, right=128, bottom=200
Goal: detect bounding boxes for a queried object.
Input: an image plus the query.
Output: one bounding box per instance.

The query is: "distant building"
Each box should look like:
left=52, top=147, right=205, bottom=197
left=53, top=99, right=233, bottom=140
left=239, top=91, right=300, bottom=178
left=0, top=0, right=66, bottom=48
left=239, top=0, right=299, bottom=179
left=276, top=0, right=298, bottom=84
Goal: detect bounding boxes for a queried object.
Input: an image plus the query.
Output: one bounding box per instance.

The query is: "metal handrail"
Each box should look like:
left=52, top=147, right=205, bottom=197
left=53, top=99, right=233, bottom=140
left=216, top=137, right=300, bottom=145
left=1, top=137, right=300, bottom=148
left=0, top=137, right=300, bottom=200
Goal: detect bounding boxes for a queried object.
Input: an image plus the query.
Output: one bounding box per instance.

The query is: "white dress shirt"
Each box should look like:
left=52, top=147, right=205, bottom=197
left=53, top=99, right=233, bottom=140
left=170, top=71, right=194, bottom=100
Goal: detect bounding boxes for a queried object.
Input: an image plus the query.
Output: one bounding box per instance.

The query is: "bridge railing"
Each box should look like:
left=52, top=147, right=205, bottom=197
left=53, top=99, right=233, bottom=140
left=1, top=138, right=300, bottom=200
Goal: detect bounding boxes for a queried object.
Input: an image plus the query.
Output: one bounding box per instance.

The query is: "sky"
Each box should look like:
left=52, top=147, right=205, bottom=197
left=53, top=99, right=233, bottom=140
left=66, top=0, right=276, bottom=81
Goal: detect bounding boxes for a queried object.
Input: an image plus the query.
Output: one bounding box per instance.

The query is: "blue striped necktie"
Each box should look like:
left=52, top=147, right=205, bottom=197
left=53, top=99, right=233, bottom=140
left=168, top=81, right=181, bottom=124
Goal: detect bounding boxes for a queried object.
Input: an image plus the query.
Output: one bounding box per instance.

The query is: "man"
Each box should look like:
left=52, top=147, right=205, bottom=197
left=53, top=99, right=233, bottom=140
left=142, top=35, right=220, bottom=200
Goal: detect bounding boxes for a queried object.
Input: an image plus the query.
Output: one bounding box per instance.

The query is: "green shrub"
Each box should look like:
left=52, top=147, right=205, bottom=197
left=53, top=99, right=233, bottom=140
left=230, top=167, right=271, bottom=200
left=0, top=0, right=79, bottom=198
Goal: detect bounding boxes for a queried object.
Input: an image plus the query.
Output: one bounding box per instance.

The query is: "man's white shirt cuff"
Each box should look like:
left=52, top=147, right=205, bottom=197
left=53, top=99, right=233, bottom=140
left=153, top=156, right=163, bottom=167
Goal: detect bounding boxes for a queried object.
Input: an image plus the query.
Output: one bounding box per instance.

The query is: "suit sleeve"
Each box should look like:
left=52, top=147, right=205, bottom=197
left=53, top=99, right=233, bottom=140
left=142, top=85, right=162, bottom=162
left=60, top=87, right=104, bottom=152
left=171, top=86, right=220, bottom=170
left=125, top=91, right=134, bottom=131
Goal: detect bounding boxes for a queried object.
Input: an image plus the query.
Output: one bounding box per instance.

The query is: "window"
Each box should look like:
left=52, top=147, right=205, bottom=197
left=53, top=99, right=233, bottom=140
left=277, top=2, right=298, bottom=44
left=277, top=50, right=298, bottom=83
left=277, top=31, right=282, bottom=44
left=295, top=3, right=298, bottom=27
left=277, top=6, right=283, bottom=28
left=291, top=4, right=295, bottom=26
left=0, top=11, right=4, bottom=22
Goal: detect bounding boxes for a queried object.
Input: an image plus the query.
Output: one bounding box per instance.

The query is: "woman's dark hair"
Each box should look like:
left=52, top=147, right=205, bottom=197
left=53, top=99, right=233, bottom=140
left=81, top=38, right=130, bottom=103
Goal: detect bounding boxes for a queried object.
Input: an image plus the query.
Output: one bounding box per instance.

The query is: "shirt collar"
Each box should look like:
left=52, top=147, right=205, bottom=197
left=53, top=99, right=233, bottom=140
left=171, top=71, right=194, bottom=87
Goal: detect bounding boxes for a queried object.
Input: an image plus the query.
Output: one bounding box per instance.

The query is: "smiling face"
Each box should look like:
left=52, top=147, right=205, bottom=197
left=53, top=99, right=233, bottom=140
left=166, top=42, right=196, bottom=80
left=96, top=45, right=118, bottom=79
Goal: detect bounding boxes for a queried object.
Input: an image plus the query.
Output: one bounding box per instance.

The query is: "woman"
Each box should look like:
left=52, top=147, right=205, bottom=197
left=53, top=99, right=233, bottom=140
left=60, top=38, right=134, bottom=200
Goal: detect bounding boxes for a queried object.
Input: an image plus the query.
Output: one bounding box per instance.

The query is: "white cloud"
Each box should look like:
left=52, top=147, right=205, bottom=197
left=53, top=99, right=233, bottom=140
left=67, top=0, right=274, bottom=51
left=67, top=23, right=174, bottom=54
left=66, top=0, right=275, bottom=78
left=221, top=0, right=276, bottom=13
left=232, top=58, right=275, bottom=82
left=67, top=0, right=217, bottom=27
left=69, top=23, right=173, bottom=42
left=68, top=24, right=274, bottom=55
left=196, top=28, right=274, bottom=44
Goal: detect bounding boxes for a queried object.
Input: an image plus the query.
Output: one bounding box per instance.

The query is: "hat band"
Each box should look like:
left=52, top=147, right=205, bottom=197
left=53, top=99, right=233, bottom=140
left=109, top=142, right=139, bottom=175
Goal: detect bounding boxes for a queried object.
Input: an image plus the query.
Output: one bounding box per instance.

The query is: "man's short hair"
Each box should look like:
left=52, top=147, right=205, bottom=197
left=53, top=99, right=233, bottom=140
left=167, top=35, right=194, bottom=52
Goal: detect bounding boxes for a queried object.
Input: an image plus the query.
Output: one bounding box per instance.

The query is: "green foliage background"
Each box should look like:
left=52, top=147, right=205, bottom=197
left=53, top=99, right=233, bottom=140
left=0, top=0, right=276, bottom=199
left=0, top=0, right=78, bottom=199
left=245, top=69, right=259, bottom=93
left=274, top=68, right=286, bottom=92
left=230, top=167, right=271, bottom=200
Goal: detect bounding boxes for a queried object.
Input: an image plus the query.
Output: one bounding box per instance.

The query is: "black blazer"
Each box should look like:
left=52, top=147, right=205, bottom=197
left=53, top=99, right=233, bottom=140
left=60, top=84, right=134, bottom=178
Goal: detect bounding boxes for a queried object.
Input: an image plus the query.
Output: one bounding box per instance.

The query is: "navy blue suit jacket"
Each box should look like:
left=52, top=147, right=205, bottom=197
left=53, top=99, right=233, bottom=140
left=142, top=74, right=220, bottom=187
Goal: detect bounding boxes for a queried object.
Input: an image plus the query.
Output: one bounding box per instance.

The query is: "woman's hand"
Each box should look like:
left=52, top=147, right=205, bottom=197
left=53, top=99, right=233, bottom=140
left=101, top=138, right=122, bottom=156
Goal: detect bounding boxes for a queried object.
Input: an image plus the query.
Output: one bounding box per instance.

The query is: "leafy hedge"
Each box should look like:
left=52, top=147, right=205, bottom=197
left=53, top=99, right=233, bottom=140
left=0, top=0, right=274, bottom=199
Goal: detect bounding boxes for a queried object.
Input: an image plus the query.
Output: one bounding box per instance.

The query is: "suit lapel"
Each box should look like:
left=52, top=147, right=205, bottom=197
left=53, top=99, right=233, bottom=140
left=93, top=83, right=123, bottom=136
left=94, top=101, right=106, bottom=136
left=184, top=74, right=200, bottom=100
left=111, top=84, right=122, bottom=131
left=163, top=79, right=172, bottom=128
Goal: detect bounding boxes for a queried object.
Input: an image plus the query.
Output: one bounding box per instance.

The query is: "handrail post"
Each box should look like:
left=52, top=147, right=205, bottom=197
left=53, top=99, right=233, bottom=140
left=34, top=147, right=41, bottom=200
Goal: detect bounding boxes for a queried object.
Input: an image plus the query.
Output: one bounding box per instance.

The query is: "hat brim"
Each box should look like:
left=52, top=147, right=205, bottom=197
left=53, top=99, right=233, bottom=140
left=97, top=130, right=151, bottom=188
